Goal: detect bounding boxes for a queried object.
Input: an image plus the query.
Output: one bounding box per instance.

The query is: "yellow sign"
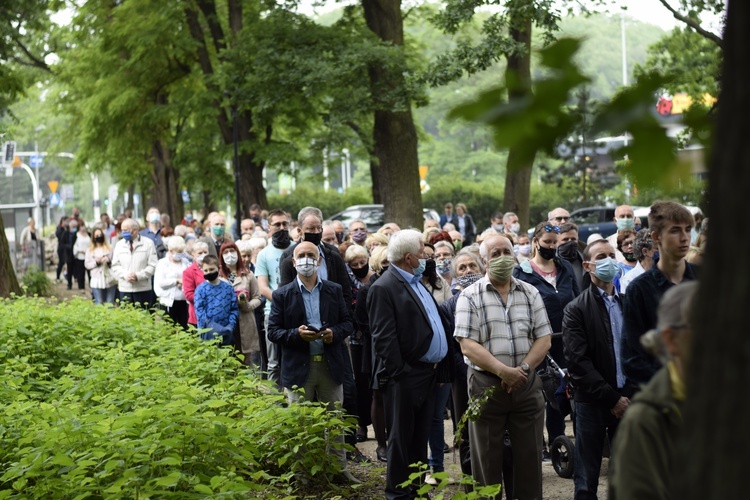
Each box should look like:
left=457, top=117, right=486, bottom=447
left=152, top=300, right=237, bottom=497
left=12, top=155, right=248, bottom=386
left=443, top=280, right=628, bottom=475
left=419, top=165, right=429, bottom=180
left=11, top=156, right=22, bottom=167
left=48, top=181, right=59, bottom=193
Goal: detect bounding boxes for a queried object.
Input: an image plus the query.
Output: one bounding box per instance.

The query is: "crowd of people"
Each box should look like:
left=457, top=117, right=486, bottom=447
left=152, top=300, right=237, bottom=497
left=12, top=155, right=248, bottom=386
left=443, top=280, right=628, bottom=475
left=48, top=199, right=707, bottom=499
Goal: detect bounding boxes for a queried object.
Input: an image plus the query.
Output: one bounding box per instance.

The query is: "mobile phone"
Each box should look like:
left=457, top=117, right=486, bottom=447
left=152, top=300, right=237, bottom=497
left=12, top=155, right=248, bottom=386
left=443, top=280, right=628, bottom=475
left=307, top=325, right=320, bottom=333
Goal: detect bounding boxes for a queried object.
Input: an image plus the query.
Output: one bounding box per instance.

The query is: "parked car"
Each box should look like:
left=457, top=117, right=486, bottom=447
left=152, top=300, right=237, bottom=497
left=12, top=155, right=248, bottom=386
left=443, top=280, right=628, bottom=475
left=570, top=204, right=702, bottom=243
left=327, top=204, right=440, bottom=233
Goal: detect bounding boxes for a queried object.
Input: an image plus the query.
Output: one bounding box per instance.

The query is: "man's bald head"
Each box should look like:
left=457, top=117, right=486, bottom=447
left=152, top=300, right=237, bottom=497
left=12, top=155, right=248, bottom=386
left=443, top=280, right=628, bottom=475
left=294, top=241, right=320, bottom=260
left=548, top=207, right=571, bottom=224
left=479, top=234, right=514, bottom=263
left=614, top=205, right=634, bottom=219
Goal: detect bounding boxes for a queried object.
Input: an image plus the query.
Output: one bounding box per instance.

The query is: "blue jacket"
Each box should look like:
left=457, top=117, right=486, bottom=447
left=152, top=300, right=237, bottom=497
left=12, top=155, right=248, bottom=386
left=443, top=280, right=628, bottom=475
left=195, top=280, right=239, bottom=345
left=268, top=279, right=354, bottom=390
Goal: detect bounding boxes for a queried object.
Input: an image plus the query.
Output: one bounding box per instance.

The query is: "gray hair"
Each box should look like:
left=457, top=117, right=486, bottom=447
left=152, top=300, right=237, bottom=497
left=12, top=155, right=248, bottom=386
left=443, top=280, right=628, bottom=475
left=168, top=235, right=186, bottom=252
left=479, top=234, right=512, bottom=261
left=297, top=206, right=323, bottom=226
left=235, top=239, right=254, bottom=254
left=434, top=240, right=455, bottom=257
left=451, top=248, right=485, bottom=276
left=122, top=218, right=140, bottom=232
left=387, top=229, right=422, bottom=263
left=191, top=241, right=209, bottom=255
left=247, top=237, right=267, bottom=252
left=633, top=228, right=653, bottom=262
left=173, top=224, right=189, bottom=238
left=503, top=212, right=518, bottom=223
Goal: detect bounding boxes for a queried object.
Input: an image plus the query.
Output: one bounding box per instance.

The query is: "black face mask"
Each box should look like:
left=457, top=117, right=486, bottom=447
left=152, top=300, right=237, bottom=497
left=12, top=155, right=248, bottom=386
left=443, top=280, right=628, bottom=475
left=271, top=229, right=291, bottom=249
left=623, top=252, right=637, bottom=263
left=352, top=264, right=370, bottom=279
left=537, top=244, right=557, bottom=261
left=335, top=232, right=345, bottom=244
left=380, top=266, right=389, bottom=275
left=557, top=240, right=578, bottom=261
left=94, top=235, right=105, bottom=244
left=304, top=232, right=322, bottom=247
left=203, top=271, right=219, bottom=282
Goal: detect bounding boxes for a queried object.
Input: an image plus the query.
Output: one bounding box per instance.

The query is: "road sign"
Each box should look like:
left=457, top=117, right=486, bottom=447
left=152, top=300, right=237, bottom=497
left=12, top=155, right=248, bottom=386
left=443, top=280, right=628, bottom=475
left=60, top=184, right=74, bottom=201
left=30, top=155, right=43, bottom=168
left=133, top=193, right=140, bottom=205
left=3, top=141, right=15, bottom=163
left=49, top=193, right=61, bottom=206
left=419, top=165, right=429, bottom=180
left=48, top=180, right=59, bottom=193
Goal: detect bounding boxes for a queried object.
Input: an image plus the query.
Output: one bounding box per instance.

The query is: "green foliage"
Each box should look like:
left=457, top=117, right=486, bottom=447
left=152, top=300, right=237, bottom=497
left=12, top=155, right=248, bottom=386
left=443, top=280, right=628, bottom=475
left=267, top=185, right=373, bottom=220
left=401, top=463, right=502, bottom=499
left=20, top=266, right=52, bottom=297
left=0, top=297, right=353, bottom=498
left=449, top=38, right=591, bottom=169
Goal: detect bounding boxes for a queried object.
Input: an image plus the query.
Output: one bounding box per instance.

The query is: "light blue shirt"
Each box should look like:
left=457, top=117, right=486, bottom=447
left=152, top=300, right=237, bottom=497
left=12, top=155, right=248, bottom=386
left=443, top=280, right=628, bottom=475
left=597, top=286, right=626, bottom=388
left=393, top=266, right=448, bottom=364
left=298, top=276, right=325, bottom=356
left=256, top=244, right=291, bottom=315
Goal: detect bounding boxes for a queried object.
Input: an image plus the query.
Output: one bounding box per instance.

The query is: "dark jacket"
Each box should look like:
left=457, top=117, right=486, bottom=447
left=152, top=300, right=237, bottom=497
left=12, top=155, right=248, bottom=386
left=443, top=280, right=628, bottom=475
left=562, top=283, right=637, bottom=408
left=355, top=273, right=380, bottom=377
left=457, top=214, right=477, bottom=246
left=267, top=278, right=354, bottom=390
left=609, top=367, right=682, bottom=500
left=621, top=262, right=698, bottom=386
left=279, top=242, right=353, bottom=306
left=367, top=265, right=453, bottom=388
left=513, top=257, right=580, bottom=367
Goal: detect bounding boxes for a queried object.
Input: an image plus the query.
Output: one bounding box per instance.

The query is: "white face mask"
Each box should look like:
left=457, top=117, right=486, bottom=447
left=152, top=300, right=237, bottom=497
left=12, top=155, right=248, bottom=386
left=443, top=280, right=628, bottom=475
left=510, top=223, right=521, bottom=234
left=223, top=252, right=238, bottom=266
left=196, top=253, right=207, bottom=263
left=296, top=257, right=318, bottom=277
left=517, top=244, right=531, bottom=256
left=149, top=213, right=161, bottom=224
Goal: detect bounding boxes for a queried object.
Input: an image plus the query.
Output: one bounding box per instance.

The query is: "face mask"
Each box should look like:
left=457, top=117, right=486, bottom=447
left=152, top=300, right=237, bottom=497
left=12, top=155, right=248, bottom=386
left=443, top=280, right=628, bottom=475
left=223, top=252, right=238, bottom=266
left=623, top=252, right=637, bottom=263
left=380, top=265, right=389, bottom=275
left=335, top=232, right=345, bottom=244
left=122, top=231, right=131, bottom=241
left=194, top=228, right=203, bottom=237
left=453, top=240, right=463, bottom=252
left=94, top=235, right=105, bottom=244
left=271, top=229, right=291, bottom=249
left=634, top=224, right=642, bottom=232
left=70, top=227, right=78, bottom=234
left=185, top=234, right=196, bottom=241
left=493, top=224, right=504, bottom=232
left=616, top=218, right=635, bottom=231
left=172, top=253, right=185, bottom=262
left=653, top=250, right=660, bottom=261
left=351, top=231, right=367, bottom=244
left=536, top=243, right=557, bottom=261
left=351, top=264, right=370, bottom=279
left=510, top=223, right=521, bottom=234
left=203, top=271, right=219, bottom=282
left=296, top=257, right=318, bottom=277
left=455, top=273, right=482, bottom=289
left=186, top=214, right=194, bottom=222
left=149, top=213, right=161, bottom=224
left=517, top=243, right=531, bottom=256
left=412, top=258, right=427, bottom=276
left=212, top=226, right=225, bottom=237
left=73, top=212, right=80, bottom=218
left=196, top=253, right=207, bottom=263
left=557, top=240, right=578, bottom=261
left=304, top=232, right=322, bottom=247
left=592, top=257, right=619, bottom=283
left=436, top=258, right=452, bottom=275
left=488, top=255, right=516, bottom=283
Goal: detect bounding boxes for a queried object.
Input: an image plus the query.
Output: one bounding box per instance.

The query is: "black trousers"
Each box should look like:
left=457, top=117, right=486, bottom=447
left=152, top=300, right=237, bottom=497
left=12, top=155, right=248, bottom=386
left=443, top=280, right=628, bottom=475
left=351, top=343, right=373, bottom=429
left=70, top=259, right=86, bottom=290
left=383, top=365, right=436, bottom=500
left=165, top=300, right=189, bottom=330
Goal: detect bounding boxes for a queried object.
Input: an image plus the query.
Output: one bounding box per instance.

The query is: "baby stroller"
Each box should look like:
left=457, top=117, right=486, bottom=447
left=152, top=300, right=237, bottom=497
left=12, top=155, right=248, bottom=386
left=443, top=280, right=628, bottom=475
left=538, top=352, right=575, bottom=479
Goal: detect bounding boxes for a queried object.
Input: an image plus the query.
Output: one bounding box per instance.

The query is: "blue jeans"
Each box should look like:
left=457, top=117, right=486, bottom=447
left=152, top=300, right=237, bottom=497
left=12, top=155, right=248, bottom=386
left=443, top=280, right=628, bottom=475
left=428, top=382, right=452, bottom=472
left=573, top=401, right=620, bottom=500
left=92, top=286, right=117, bottom=305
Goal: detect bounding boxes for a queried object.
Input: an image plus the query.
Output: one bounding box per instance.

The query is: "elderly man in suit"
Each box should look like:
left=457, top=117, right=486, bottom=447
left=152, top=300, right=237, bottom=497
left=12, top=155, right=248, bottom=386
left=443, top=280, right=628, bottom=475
left=267, top=241, right=358, bottom=483
left=368, top=229, right=449, bottom=499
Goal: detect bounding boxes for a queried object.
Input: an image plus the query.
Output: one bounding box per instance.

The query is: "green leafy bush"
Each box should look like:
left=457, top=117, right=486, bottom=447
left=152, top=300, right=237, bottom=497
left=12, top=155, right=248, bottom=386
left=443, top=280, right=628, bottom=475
left=267, top=185, right=373, bottom=219
left=0, top=297, right=351, bottom=498
left=20, top=266, right=53, bottom=297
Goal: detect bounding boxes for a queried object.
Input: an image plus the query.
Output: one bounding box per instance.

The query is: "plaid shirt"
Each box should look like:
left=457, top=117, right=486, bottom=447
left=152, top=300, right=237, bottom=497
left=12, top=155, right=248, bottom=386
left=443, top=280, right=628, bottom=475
left=454, top=276, right=552, bottom=370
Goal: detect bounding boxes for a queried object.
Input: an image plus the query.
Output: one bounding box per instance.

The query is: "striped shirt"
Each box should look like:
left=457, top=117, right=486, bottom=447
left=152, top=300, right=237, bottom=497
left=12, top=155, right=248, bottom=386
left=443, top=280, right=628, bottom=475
left=454, top=276, right=552, bottom=370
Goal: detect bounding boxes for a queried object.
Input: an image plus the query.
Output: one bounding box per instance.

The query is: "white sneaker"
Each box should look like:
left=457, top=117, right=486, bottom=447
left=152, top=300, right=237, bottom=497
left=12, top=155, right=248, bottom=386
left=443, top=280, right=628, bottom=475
left=425, top=474, right=438, bottom=486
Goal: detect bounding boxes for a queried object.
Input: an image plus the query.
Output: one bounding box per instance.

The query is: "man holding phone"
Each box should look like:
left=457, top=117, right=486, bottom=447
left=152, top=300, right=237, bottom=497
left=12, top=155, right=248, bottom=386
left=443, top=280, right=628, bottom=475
left=268, top=241, right=358, bottom=483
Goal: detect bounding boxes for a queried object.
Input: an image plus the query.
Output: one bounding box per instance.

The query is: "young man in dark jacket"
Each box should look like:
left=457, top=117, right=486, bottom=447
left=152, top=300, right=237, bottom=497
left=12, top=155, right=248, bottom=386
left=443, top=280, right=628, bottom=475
left=563, top=239, right=637, bottom=500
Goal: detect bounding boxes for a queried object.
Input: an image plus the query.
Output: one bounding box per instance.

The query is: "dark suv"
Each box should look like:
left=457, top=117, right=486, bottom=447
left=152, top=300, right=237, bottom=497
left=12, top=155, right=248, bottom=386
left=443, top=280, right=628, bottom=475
left=327, top=204, right=440, bottom=233
left=569, top=206, right=617, bottom=242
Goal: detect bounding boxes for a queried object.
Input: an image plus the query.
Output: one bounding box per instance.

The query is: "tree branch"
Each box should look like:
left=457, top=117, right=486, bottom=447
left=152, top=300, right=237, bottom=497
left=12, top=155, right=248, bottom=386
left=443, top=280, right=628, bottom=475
left=9, top=33, right=51, bottom=72
left=656, top=0, right=724, bottom=48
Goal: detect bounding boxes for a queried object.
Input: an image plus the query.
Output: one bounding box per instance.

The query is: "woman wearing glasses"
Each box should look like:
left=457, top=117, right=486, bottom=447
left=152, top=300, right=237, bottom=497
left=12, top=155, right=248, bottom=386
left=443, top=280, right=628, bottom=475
left=513, top=221, right=581, bottom=457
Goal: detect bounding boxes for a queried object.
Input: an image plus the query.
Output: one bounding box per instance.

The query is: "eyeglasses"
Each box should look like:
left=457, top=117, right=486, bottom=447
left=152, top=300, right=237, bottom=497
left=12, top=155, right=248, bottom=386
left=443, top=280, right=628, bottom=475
left=544, top=225, right=561, bottom=233
left=552, top=216, right=570, bottom=222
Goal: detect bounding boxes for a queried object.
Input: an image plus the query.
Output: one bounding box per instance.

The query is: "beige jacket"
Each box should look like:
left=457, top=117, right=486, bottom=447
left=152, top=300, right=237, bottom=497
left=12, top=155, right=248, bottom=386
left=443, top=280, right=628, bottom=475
left=111, top=237, right=158, bottom=292
left=232, top=271, right=262, bottom=353
left=85, top=246, right=117, bottom=289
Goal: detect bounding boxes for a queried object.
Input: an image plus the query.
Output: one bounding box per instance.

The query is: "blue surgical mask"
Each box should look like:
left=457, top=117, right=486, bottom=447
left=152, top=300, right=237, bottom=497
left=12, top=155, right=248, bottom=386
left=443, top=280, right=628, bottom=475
left=122, top=231, right=132, bottom=242
left=71, top=227, right=78, bottom=233
left=616, top=218, right=635, bottom=231
left=634, top=224, right=642, bottom=232
left=149, top=213, right=161, bottom=224
left=412, top=258, right=427, bottom=276
left=592, top=257, right=619, bottom=283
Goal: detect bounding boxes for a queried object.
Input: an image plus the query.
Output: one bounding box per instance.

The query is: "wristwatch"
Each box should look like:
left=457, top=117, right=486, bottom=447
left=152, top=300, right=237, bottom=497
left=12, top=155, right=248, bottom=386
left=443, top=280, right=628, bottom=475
left=520, top=362, right=530, bottom=374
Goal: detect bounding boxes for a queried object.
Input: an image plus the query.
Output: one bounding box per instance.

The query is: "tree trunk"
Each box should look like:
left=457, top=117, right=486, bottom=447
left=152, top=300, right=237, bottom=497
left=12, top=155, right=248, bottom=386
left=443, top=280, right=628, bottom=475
left=502, top=14, right=535, bottom=230
left=0, top=215, right=22, bottom=297
left=146, top=138, right=184, bottom=222
left=126, top=184, right=135, bottom=211
left=202, top=190, right=216, bottom=215
left=362, top=0, right=422, bottom=228
left=676, top=1, right=746, bottom=498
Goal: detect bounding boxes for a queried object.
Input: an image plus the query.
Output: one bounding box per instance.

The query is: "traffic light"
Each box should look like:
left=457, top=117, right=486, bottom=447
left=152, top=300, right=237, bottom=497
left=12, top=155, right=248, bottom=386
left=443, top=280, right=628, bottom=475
left=4, top=141, right=15, bottom=163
